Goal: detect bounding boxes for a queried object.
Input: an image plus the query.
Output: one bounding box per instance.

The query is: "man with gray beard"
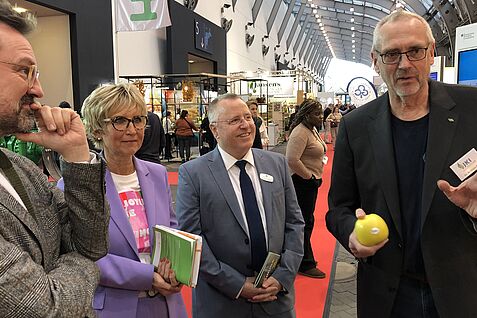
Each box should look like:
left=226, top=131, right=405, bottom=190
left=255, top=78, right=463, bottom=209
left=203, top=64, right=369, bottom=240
left=0, top=1, right=109, bottom=317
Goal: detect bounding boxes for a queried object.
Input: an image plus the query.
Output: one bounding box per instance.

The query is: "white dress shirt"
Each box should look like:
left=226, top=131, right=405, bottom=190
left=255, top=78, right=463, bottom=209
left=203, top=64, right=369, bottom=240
left=217, top=145, right=268, bottom=245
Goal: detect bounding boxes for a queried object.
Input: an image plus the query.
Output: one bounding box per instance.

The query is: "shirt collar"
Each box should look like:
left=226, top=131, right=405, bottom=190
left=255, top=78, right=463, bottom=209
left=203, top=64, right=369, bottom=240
left=217, top=145, right=255, bottom=171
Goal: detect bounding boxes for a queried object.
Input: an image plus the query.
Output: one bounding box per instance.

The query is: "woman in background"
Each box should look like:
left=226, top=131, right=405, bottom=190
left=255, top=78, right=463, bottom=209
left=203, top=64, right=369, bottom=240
left=61, top=83, right=187, bottom=318
left=327, top=106, right=342, bottom=148
left=175, top=109, right=198, bottom=163
left=286, top=99, right=327, bottom=279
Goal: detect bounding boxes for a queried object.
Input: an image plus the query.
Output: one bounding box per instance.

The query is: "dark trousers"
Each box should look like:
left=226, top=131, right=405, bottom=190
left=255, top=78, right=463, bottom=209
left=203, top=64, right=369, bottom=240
left=164, top=134, right=173, bottom=159
left=391, top=276, right=439, bottom=318
left=292, top=174, right=322, bottom=271
left=177, top=136, right=191, bottom=160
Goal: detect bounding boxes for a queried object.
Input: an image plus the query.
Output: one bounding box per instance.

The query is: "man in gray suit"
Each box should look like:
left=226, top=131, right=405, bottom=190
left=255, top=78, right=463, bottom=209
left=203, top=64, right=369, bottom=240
left=0, top=2, right=109, bottom=316
left=176, top=93, right=304, bottom=317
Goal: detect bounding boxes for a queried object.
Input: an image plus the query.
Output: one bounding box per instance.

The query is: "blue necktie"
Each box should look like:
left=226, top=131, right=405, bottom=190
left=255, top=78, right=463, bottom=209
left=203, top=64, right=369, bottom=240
left=235, top=160, right=267, bottom=271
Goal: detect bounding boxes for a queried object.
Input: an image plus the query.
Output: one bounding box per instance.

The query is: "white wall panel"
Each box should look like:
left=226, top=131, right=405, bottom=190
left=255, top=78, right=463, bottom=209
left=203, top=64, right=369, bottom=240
left=28, top=15, right=73, bottom=107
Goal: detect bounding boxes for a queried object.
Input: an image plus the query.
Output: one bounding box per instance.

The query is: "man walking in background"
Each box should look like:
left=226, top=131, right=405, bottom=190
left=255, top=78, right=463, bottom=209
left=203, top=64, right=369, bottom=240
left=136, top=110, right=165, bottom=163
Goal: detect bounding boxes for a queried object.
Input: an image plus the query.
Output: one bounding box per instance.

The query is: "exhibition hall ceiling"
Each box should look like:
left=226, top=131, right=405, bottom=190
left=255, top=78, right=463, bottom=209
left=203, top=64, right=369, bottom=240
left=276, top=0, right=476, bottom=79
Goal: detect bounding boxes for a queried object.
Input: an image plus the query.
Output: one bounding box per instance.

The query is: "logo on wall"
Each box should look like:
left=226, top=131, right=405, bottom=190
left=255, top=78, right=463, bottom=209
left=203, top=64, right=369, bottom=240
left=116, top=0, right=171, bottom=32
left=346, top=77, right=377, bottom=107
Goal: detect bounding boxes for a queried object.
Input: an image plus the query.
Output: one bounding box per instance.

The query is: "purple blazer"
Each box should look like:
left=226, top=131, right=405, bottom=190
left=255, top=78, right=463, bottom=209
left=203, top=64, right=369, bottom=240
left=60, top=157, right=187, bottom=318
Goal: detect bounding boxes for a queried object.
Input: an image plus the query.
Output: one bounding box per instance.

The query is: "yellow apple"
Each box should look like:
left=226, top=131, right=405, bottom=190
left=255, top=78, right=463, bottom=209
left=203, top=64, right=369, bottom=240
left=354, top=214, right=389, bottom=246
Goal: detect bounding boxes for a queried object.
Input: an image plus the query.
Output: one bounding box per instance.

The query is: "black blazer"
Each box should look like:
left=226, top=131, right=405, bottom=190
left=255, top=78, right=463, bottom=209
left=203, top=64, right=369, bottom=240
left=326, top=80, right=477, bottom=318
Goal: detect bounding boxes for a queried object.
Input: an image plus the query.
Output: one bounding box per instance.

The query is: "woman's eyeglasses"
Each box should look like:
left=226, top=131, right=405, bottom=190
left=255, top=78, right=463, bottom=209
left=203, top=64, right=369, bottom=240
left=104, top=115, right=148, bottom=131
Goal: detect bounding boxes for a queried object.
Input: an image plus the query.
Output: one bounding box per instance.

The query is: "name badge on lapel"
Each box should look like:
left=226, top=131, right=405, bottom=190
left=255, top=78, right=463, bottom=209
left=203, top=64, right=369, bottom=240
left=450, top=148, right=477, bottom=181
left=259, top=173, right=274, bottom=183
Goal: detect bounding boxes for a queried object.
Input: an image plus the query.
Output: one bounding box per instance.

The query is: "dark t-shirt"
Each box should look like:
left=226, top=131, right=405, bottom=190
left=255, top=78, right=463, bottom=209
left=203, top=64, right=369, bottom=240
left=136, top=112, right=165, bottom=163
left=252, top=117, right=263, bottom=149
left=391, top=113, right=429, bottom=276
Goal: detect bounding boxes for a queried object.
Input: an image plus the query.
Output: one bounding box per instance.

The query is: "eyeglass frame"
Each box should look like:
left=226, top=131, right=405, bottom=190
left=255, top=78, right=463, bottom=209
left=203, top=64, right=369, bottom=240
left=103, top=115, right=148, bottom=131
left=0, top=60, right=39, bottom=88
left=375, top=46, right=430, bottom=65
left=212, top=114, right=254, bottom=126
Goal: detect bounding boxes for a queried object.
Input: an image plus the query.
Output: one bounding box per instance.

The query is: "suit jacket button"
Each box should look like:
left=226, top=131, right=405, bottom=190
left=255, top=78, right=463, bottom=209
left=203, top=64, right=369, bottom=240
left=244, top=238, right=250, bottom=245
left=398, top=243, right=402, bottom=248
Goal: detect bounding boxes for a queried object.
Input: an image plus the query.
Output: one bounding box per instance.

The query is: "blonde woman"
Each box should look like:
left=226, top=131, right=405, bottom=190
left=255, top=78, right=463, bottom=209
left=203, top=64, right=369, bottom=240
left=59, top=83, right=187, bottom=318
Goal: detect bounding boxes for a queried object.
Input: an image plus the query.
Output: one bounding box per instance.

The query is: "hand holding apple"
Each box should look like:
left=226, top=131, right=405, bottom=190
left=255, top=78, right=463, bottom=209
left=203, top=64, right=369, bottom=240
left=348, top=209, right=389, bottom=259
left=354, top=213, right=389, bottom=246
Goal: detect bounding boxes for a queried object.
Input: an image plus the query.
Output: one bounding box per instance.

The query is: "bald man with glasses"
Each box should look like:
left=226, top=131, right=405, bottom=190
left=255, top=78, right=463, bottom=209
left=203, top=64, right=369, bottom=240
left=326, top=9, right=477, bottom=318
left=0, top=1, right=109, bottom=317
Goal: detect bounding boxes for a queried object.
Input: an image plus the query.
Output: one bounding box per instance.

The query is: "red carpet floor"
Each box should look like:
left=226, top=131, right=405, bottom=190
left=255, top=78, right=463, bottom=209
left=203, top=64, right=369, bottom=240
left=168, top=149, right=336, bottom=317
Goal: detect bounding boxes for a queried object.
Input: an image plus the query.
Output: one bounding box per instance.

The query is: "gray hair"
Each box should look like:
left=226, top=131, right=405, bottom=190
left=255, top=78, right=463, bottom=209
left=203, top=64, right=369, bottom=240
left=0, top=0, right=36, bottom=35
left=208, top=93, right=243, bottom=123
left=372, top=9, right=435, bottom=52
left=81, top=83, right=147, bottom=148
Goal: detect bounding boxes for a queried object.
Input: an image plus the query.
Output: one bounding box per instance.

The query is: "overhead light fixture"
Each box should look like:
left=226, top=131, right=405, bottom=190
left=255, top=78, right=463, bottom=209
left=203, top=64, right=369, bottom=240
left=352, top=39, right=356, bottom=43
left=262, top=44, right=270, bottom=56
left=351, top=18, right=355, bottom=22
left=351, top=32, right=355, bottom=37
left=245, top=33, right=255, bottom=46
left=221, top=3, right=231, bottom=14
left=221, top=17, right=233, bottom=32
left=317, top=18, right=321, bottom=23
left=313, top=9, right=317, bottom=14
left=352, top=49, right=355, bottom=53
left=353, top=56, right=356, bottom=59
left=184, top=0, right=198, bottom=11
left=13, top=6, right=28, bottom=13
left=350, top=7, right=354, bottom=12
left=352, top=44, right=355, bottom=48
left=319, top=23, right=323, bottom=26
left=188, top=60, right=195, bottom=63
left=351, top=27, right=355, bottom=31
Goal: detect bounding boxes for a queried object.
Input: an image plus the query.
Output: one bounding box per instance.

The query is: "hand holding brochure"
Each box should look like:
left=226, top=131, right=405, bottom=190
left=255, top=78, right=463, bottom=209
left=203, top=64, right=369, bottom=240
left=151, top=225, right=202, bottom=288
left=254, top=252, right=281, bottom=288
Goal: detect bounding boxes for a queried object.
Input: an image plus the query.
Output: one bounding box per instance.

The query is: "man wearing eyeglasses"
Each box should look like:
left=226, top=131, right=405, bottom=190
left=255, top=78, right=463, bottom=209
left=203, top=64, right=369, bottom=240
left=176, top=93, right=304, bottom=317
left=326, top=9, right=477, bottom=318
left=0, top=2, right=109, bottom=317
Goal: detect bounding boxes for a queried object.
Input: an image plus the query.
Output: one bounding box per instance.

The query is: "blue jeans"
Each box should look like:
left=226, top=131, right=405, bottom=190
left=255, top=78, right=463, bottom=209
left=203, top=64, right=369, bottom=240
left=391, top=276, right=439, bottom=317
